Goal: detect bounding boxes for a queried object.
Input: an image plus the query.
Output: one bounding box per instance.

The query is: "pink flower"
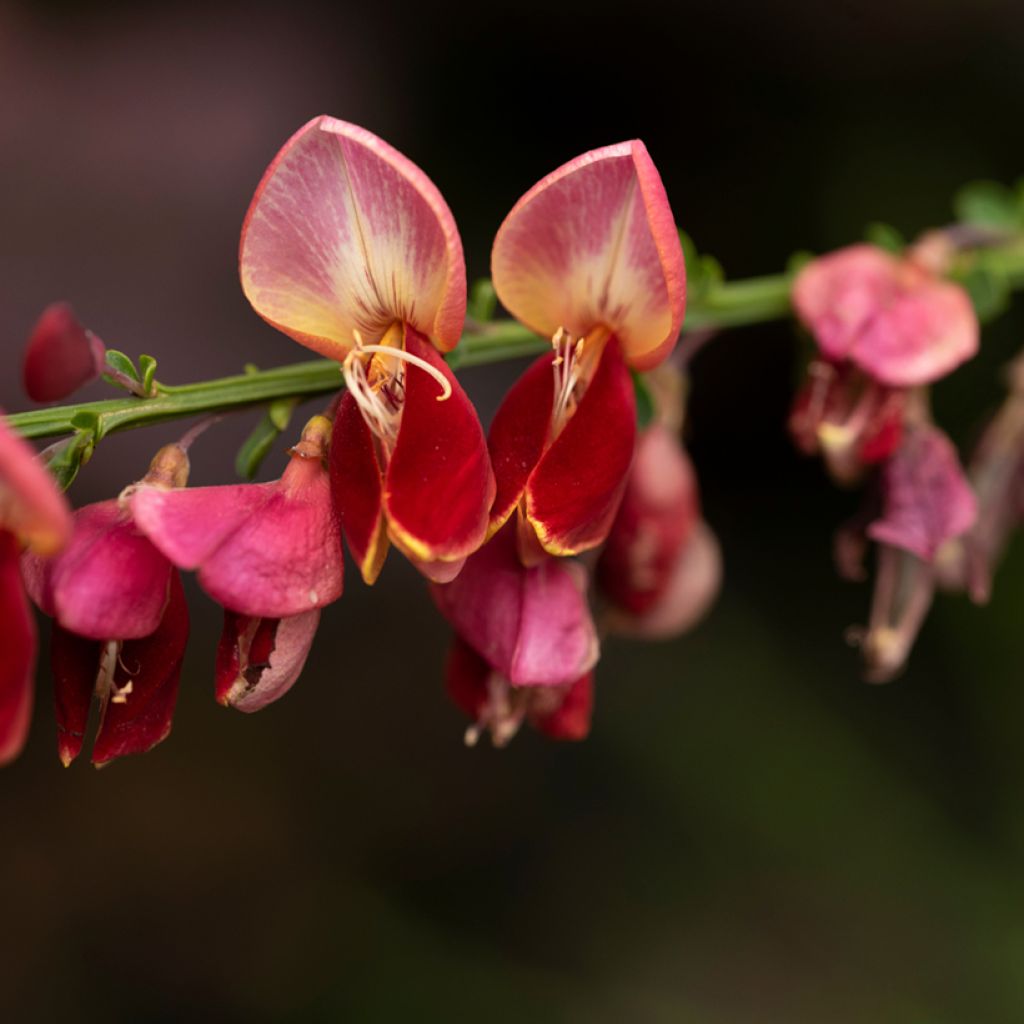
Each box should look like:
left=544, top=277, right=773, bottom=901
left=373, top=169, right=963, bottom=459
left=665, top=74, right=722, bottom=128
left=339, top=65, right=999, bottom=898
left=432, top=523, right=599, bottom=688
left=22, top=443, right=188, bottom=765
left=445, top=636, right=593, bottom=748
left=0, top=415, right=72, bottom=764
left=23, top=302, right=106, bottom=403
left=131, top=415, right=342, bottom=620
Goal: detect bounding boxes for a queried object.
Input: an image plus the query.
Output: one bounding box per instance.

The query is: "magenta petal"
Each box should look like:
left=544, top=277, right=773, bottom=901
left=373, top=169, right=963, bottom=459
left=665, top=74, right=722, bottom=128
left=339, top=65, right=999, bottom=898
left=23, top=302, right=106, bottom=403
left=492, top=140, right=685, bottom=369
left=132, top=464, right=343, bottom=619
left=0, top=532, right=36, bottom=765
left=868, top=425, right=978, bottom=561
left=23, top=501, right=172, bottom=640
left=433, top=525, right=599, bottom=687
left=240, top=116, right=466, bottom=356
left=50, top=621, right=100, bottom=767
left=215, top=609, right=319, bottom=713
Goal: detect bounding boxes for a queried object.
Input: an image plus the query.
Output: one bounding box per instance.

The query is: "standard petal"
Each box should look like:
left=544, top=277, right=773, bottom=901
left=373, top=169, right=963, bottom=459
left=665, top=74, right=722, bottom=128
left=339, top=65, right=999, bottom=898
left=215, top=609, right=319, bottom=713
left=25, top=501, right=172, bottom=640
left=486, top=352, right=555, bottom=535
left=491, top=140, right=685, bottom=368
left=23, top=302, right=106, bottom=403
left=852, top=278, right=979, bottom=387
left=868, top=425, right=978, bottom=561
left=331, top=391, right=389, bottom=584
left=240, top=116, right=466, bottom=358
left=0, top=415, right=72, bottom=556
left=433, top=525, right=599, bottom=687
left=384, top=327, right=494, bottom=567
left=0, top=532, right=36, bottom=765
left=525, top=337, right=636, bottom=556
left=92, top=571, right=189, bottom=766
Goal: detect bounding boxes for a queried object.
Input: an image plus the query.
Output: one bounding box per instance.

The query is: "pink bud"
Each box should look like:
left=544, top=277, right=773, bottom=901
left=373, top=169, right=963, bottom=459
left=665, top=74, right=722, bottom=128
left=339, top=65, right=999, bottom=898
left=432, top=523, right=599, bottom=688
left=215, top=608, right=319, bottom=712
left=867, top=424, right=977, bottom=562
left=23, top=302, right=106, bottom=403
left=50, top=571, right=189, bottom=766
left=445, top=636, right=593, bottom=747
left=793, top=244, right=978, bottom=388
left=597, top=424, right=700, bottom=615
left=131, top=416, right=342, bottom=619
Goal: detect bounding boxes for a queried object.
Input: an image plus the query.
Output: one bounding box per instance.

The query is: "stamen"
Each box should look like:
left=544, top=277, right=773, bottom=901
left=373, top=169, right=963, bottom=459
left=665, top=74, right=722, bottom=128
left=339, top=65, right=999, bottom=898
left=550, top=327, right=586, bottom=435
left=342, top=331, right=452, bottom=448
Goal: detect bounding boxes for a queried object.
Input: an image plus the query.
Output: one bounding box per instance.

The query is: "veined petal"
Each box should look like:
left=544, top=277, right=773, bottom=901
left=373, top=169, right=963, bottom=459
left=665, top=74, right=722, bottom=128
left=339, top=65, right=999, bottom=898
left=215, top=609, right=319, bottom=712
left=92, top=571, right=189, bottom=766
left=240, top=116, right=466, bottom=357
left=384, top=327, right=494, bottom=567
left=0, top=532, right=36, bottom=765
left=486, top=352, right=555, bottom=535
left=23, top=501, right=172, bottom=640
left=492, top=141, right=685, bottom=369
left=0, top=415, right=72, bottom=556
left=330, top=391, right=389, bottom=585
left=526, top=337, right=636, bottom=556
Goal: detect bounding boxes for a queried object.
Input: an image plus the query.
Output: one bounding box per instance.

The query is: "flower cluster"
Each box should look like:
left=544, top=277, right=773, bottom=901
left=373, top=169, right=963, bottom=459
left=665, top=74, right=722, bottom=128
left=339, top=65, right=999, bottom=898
left=3, top=117, right=719, bottom=766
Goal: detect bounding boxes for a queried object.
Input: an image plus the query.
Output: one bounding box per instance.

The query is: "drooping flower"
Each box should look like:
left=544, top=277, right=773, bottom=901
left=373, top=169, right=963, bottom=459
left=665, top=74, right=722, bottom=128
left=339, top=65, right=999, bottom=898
left=432, top=522, right=599, bottom=689
left=131, top=415, right=342, bottom=619
left=23, top=302, right=106, bottom=403
left=0, top=415, right=72, bottom=764
left=239, top=116, right=494, bottom=584
left=445, top=635, right=593, bottom=748
left=488, top=141, right=686, bottom=563
left=598, top=424, right=721, bottom=639
left=790, top=243, right=977, bottom=486
left=22, top=443, right=189, bottom=764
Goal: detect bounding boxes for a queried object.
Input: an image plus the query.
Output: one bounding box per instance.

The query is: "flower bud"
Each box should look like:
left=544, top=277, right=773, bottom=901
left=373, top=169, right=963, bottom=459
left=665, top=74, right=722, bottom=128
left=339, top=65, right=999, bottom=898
left=23, top=302, right=106, bottom=403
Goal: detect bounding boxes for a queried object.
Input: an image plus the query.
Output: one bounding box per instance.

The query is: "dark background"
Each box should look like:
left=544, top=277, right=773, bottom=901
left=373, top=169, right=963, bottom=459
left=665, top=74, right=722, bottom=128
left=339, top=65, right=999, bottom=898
left=3, top=0, right=1024, bottom=1020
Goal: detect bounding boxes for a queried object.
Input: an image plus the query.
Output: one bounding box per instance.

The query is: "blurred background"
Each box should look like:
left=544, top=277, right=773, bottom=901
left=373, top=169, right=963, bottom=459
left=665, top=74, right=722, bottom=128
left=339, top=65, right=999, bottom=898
left=3, top=0, right=1024, bottom=1020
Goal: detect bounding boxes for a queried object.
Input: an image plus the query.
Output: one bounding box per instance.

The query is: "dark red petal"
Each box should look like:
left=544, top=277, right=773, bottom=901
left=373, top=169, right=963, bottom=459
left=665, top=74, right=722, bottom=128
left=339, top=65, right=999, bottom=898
left=526, top=336, right=637, bottom=556
left=0, top=532, right=37, bottom=765
left=23, top=302, right=105, bottom=403
left=331, top=391, right=389, bottom=584
left=531, top=672, right=594, bottom=742
left=384, top=326, right=495, bottom=566
left=50, top=622, right=100, bottom=767
left=92, top=571, right=189, bottom=766
left=486, top=352, right=555, bottom=533
left=214, top=610, right=248, bottom=706
left=444, top=635, right=489, bottom=721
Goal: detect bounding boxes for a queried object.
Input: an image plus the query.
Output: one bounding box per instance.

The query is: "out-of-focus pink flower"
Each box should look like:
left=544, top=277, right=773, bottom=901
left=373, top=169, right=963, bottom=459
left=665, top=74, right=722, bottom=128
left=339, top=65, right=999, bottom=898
left=22, top=443, right=189, bottom=765
left=793, top=244, right=978, bottom=388
left=0, top=414, right=73, bottom=764
left=488, top=141, right=685, bottom=564
left=23, top=302, right=106, bottom=403
left=445, top=636, right=593, bottom=747
left=432, top=523, right=599, bottom=688
left=215, top=608, right=319, bottom=712
left=131, top=415, right=342, bottom=619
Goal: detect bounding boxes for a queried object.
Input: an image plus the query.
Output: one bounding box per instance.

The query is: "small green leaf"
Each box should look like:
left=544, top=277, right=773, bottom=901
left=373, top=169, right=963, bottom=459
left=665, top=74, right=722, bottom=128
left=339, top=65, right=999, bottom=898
left=138, top=354, right=158, bottom=396
left=243, top=363, right=260, bottom=376
left=69, top=410, right=100, bottom=434
left=43, top=431, right=94, bottom=491
left=864, top=222, right=905, bottom=253
left=105, top=349, right=140, bottom=382
left=632, top=371, right=655, bottom=430
left=954, top=180, right=1023, bottom=229
left=235, top=400, right=298, bottom=480
left=955, top=260, right=1011, bottom=323
left=468, top=279, right=498, bottom=323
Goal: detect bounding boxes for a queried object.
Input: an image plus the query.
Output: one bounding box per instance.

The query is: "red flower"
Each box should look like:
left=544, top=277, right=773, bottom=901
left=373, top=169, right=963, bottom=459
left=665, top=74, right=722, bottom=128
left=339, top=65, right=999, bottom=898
left=23, top=302, right=106, bottom=403
left=488, top=141, right=686, bottom=562
left=0, top=415, right=72, bottom=764
left=239, top=117, right=494, bottom=584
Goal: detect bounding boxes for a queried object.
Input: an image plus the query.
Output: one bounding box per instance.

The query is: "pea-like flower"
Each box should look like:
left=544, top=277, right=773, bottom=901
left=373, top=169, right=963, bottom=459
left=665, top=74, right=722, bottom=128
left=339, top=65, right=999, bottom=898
left=487, top=141, right=686, bottom=562
left=239, top=116, right=494, bottom=584
left=0, top=416, right=72, bottom=763
left=22, top=302, right=106, bottom=403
